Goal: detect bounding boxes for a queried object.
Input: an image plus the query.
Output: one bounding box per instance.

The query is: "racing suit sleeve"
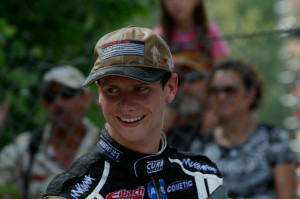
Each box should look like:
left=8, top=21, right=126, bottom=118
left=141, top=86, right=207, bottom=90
left=207, top=185, right=228, bottom=199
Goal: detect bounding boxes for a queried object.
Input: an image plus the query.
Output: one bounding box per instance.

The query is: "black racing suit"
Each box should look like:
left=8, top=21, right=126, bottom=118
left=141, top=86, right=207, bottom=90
left=43, top=128, right=224, bottom=199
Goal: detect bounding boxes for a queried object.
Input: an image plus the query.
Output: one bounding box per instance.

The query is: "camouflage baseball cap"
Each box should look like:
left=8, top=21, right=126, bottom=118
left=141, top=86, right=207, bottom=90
left=82, top=26, right=174, bottom=87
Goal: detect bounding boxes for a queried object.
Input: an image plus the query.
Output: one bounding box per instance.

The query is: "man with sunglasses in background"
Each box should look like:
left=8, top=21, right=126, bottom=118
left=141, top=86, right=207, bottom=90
left=0, top=66, right=99, bottom=199
left=163, top=52, right=218, bottom=153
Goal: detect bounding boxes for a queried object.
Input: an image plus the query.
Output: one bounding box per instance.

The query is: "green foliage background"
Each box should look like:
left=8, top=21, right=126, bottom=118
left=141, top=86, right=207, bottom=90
left=0, top=1, right=298, bottom=198
left=0, top=0, right=294, bottom=149
left=0, top=0, right=156, bottom=147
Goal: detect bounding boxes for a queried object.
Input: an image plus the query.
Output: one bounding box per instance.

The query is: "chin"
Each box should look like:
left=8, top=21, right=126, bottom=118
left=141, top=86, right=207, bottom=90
left=121, top=132, right=146, bottom=143
left=218, top=111, right=232, bottom=118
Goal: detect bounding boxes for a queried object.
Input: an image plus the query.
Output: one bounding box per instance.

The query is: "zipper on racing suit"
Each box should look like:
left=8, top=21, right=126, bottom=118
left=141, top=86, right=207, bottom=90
left=151, top=177, right=167, bottom=199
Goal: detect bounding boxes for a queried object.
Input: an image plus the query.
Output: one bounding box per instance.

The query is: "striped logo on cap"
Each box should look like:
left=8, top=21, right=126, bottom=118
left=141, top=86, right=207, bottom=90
left=101, top=40, right=145, bottom=61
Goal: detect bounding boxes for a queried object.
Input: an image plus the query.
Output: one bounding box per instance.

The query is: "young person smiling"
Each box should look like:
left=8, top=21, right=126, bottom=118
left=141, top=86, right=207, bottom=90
left=42, top=26, right=227, bottom=199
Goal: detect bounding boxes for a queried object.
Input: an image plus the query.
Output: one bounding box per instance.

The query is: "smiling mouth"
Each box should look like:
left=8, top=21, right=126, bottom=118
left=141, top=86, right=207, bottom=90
left=118, top=116, right=145, bottom=123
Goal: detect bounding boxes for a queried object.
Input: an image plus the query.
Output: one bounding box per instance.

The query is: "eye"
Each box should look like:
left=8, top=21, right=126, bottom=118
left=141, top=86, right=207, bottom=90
left=107, top=88, right=118, bottom=93
left=135, top=86, right=147, bottom=92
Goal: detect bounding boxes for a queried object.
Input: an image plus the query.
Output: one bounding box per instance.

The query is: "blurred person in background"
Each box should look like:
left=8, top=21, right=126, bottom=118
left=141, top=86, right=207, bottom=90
left=199, top=59, right=299, bottom=199
left=153, top=0, right=229, bottom=68
left=163, top=53, right=217, bottom=152
left=0, top=66, right=99, bottom=199
left=153, top=0, right=229, bottom=152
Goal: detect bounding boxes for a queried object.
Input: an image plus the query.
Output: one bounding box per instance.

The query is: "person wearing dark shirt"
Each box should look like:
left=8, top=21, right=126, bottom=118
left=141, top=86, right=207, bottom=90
left=199, top=59, right=299, bottom=199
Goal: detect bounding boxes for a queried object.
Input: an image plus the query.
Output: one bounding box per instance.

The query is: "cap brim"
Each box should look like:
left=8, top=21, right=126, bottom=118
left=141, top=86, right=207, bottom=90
left=82, top=66, right=170, bottom=87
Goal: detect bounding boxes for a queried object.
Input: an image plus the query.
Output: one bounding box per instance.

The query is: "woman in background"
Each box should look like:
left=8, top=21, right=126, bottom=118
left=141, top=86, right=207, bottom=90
left=154, top=0, right=229, bottom=69
left=201, top=59, right=299, bottom=199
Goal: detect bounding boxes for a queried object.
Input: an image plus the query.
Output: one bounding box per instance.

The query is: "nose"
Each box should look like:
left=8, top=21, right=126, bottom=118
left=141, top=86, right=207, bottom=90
left=54, top=94, right=70, bottom=106
left=213, top=92, right=227, bottom=102
left=119, top=93, right=136, bottom=111
left=181, top=80, right=194, bottom=91
left=180, top=81, right=188, bottom=90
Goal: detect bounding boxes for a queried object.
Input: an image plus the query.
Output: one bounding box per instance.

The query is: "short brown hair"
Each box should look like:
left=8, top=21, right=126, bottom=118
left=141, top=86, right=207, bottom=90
left=209, top=59, right=263, bottom=111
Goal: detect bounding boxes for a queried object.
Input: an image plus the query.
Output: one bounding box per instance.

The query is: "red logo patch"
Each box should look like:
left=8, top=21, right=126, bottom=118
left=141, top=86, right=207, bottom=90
left=106, top=186, right=145, bottom=199
left=162, top=58, right=167, bottom=64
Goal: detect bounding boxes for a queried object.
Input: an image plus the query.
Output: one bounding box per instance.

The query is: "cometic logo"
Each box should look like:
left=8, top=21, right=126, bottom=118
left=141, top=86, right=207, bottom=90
left=147, top=159, right=164, bottom=174
left=106, top=186, right=145, bottom=199
left=167, top=180, right=193, bottom=193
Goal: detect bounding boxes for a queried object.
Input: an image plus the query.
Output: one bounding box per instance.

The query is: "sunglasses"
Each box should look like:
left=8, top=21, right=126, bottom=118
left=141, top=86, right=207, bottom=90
left=210, top=86, right=240, bottom=96
left=42, top=87, right=82, bottom=102
left=179, top=72, right=207, bottom=84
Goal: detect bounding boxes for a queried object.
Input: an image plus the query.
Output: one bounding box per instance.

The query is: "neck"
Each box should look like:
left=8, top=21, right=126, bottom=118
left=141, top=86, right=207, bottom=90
left=175, top=19, right=195, bottom=32
left=47, top=121, right=86, bottom=168
left=107, top=124, right=162, bottom=154
left=217, top=113, right=257, bottom=148
left=124, top=139, right=161, bottom=154
left=51, top=122, right=85, bottom=139
left=221, top=113, right=253, bottom=134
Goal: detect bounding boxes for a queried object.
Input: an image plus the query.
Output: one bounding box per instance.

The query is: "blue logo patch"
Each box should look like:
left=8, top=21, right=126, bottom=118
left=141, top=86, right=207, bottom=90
left=147, top=179, right=167, bottom=199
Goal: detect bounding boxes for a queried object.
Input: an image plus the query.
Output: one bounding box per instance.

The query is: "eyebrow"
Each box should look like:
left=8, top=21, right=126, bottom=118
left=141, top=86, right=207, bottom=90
left=101, top=79, right=150, bottom=87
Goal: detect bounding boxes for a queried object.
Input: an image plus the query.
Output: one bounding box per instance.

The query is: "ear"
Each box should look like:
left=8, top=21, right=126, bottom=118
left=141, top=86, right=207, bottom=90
left=165, top=73, right=178, bottom=103
left=95, top=81, right=102, bottom=107
left=247, top=88, right=256, bottom=108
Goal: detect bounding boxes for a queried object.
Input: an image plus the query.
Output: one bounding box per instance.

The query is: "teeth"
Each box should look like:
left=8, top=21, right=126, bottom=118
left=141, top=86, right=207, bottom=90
left=120, top=116, right=142, bottom=123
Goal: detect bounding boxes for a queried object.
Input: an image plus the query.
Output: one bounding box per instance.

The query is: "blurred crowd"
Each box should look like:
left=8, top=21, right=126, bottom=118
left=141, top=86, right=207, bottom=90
left=0, top=66, right=100, bottom=199
left=0, top=0, right=299, bottom=199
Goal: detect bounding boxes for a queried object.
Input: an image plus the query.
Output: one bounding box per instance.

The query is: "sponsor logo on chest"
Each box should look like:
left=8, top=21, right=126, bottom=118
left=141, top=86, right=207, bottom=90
left=182, top=158, right=217, bottom=173
left=167, top=180, right=193, bottom=193
left=106, top=186, right=145, bottom=199
left=70, top=175, right=95, bottom=199
left=147, top=179, right=167, bottom=199
left=98, top=136, right=123, bottom=162
left=147, top=159, right=164, bottom=174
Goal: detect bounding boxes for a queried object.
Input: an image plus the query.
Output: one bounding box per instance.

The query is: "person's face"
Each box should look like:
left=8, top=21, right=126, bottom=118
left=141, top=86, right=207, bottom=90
left=97, top=75, right=177, bottom=151
left=163, top=0, right=199, bottom=23
left=178, top=66, right=208, bottom=104
left=41, top=82, right=91, bottom=128
left=209, top=70, right=253, bottom=119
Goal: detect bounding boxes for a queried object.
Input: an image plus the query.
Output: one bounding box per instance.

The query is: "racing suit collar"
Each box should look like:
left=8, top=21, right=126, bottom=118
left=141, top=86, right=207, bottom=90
left=97, top=128, right=170, bottom=178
